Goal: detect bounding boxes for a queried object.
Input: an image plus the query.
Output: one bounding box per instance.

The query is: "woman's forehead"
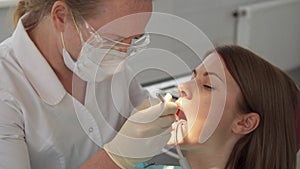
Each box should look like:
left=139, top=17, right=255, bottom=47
left=196, top=52, right=239, bottom=89
left=196, top=52, right=226, bottom=74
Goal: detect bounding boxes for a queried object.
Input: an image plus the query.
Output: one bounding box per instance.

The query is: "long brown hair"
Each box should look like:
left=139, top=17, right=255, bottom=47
left=13, top=0, right=103, bottom=28
left=214, top=45, right=298, bottom=169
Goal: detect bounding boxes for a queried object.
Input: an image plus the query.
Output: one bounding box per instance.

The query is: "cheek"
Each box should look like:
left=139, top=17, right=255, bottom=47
left=212, top=108, right=237, bottom=140
left=212, top=92, right=240, bottom=138
left=63, top=24, right=82, bottom=59
left=183, top=92, right=212, bottom=144
left=183, top=88, right=229, bottom=144
left=220, top=94, right=240, bottom=127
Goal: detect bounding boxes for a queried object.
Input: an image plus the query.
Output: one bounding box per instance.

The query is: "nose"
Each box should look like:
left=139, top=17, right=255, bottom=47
left=178, top=81, right=193, bottom=100
left=113, top=35, right=141, bottom=53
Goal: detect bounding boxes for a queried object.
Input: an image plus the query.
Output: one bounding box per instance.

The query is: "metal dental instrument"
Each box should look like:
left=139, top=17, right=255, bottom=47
left=156, top=93, right=165, bottom=103
left=156, top=92, right=192, bottom=169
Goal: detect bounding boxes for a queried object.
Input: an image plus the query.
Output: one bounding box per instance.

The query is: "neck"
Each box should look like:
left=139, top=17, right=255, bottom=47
left=183, top=137, right=237, bottom=169
left=28, top=17, right=87, bottom=103
left=28, top=17, right=69, bottom=75
left=185, top=149, right=228, bottom=169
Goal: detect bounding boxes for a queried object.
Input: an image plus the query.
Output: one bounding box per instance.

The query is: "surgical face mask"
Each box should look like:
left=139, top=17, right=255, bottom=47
left=62, top=42, right=127, bottom=82
left=61, top=14, right=150, bottom=82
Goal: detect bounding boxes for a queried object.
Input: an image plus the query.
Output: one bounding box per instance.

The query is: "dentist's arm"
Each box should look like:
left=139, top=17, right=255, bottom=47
left=79, top=150, right=120, bottom=169
left=0, top=101, right=31, bottom=169
left=80, top=98, right=177, bottom=169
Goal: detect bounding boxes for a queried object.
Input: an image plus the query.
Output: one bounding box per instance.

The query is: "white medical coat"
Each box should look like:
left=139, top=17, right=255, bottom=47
left=0, top=15, right=149, bottom=169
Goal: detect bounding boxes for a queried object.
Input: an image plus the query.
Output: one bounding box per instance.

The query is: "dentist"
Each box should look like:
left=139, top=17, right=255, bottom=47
left=0, top=0, right=177, bottom=168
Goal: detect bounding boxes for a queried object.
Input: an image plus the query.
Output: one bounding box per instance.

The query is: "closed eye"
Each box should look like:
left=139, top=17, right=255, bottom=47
left=203, top=84, right=215, bottom=90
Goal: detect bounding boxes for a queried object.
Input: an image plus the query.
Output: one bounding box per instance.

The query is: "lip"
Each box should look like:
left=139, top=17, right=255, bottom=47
left=175, top=98, right=187, bottom=121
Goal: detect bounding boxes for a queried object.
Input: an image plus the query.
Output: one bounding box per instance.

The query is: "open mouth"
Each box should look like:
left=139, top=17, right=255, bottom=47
left=175, top=98, right=187, bottom=121
left=177, top=110, right=187, bottom=121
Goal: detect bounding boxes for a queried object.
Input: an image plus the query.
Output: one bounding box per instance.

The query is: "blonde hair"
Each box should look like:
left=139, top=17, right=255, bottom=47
left=13, top=0, right=102, bottom=28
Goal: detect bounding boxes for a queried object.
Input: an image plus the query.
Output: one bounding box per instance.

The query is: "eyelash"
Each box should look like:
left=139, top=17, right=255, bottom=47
left=203, top=84, right=214, bottom=90
left=192, top=71, right=215, bottom=90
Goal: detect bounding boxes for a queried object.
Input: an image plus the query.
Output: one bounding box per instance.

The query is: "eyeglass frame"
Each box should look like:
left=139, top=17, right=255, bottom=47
left=71, top=13, right=151, bottom=56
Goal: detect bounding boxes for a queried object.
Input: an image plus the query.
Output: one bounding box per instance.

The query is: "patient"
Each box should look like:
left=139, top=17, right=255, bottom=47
left=136, top=45, right=299, bottom=169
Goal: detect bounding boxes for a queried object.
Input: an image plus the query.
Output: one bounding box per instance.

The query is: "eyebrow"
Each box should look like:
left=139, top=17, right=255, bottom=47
left=204, top=72, right=225, bottom=83
left=193, top=69, right=224, bottom=83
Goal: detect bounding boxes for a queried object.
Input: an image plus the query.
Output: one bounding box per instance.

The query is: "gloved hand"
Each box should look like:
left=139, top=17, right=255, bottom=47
left=103, top=95, right=177, bottom=169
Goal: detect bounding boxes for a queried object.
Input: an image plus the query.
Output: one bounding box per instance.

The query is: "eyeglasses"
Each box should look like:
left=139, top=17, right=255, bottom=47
left=72, top=15, right=150, bottom=56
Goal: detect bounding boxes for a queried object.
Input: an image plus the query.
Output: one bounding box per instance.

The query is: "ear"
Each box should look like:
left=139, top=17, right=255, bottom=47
left=232, top=112, right=260, bottom=135
left=51, top=1, right=70, bottom=32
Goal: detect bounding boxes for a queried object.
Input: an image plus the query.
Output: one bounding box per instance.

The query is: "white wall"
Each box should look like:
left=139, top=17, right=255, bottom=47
left=0, top=6, right=14, bottom=42
left=153, top=0, right=266, bottom=45
left=129, top=0, right=275, bottom=84
left=236, top=0, right=300, bottom=71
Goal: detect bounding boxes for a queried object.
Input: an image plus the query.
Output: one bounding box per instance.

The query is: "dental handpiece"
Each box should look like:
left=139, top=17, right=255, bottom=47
left=156, top=92, right=191, bottom=169
left=156, top=93, right=165, bottom=103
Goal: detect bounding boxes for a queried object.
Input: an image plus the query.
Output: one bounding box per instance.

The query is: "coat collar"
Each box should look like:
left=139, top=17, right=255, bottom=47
left=12, top=14, right=66, bottom=105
